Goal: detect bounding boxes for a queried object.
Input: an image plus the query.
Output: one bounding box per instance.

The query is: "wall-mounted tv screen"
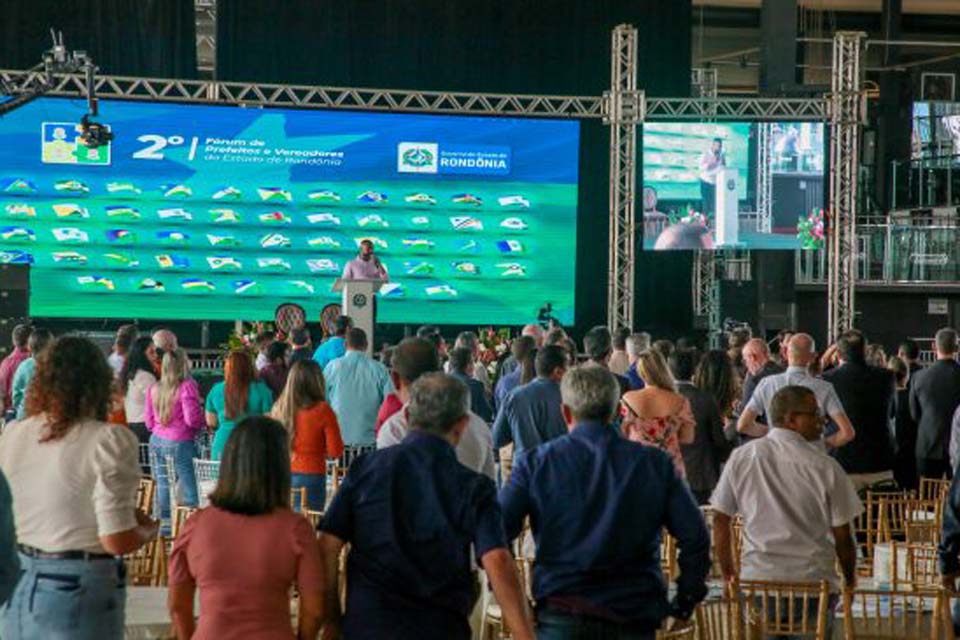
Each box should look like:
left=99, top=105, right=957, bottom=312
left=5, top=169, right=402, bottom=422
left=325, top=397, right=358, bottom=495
left=911, top=101, right=960, bottom=161
left=642, top=121, right=826, bottom=250
left=0, top=97, right=579, bottom=325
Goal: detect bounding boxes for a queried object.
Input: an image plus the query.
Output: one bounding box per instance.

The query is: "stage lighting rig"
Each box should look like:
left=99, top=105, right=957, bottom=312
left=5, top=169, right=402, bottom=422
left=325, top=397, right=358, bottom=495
left=0, top=30, right=112, bottom=148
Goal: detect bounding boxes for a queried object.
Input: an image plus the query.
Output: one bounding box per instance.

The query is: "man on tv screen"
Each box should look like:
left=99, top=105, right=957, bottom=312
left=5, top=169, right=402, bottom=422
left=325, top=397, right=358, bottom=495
left=698, top=137, right=726, bottom=216
left=342, top=239, right=389, bottom=282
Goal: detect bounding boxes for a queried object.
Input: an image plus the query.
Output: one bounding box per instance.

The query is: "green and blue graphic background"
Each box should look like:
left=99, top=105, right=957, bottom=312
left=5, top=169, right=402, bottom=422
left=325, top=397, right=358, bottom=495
left=0, top=98, right=579, bottom=324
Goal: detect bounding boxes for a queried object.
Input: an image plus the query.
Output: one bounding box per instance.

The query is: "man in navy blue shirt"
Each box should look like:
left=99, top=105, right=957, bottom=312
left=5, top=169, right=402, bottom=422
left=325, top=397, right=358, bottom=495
left=449, top=347, right=495, bottom=422
left=493, top=346, right=568, bottom=463
left=319, top=373, right=534, bottom=640
left=500, top=366, right=710, bottom=638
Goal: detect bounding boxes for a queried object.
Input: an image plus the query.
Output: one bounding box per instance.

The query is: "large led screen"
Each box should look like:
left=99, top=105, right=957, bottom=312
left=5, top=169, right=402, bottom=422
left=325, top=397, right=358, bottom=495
left=642, top=121, right=825, bottom=250
left=911, top=101, right=960, bottom=160
left=0, top=98, right=579, bottom=324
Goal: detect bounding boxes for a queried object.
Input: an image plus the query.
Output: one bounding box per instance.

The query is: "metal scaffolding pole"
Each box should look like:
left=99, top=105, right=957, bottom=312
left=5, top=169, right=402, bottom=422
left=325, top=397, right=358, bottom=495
left=756, top=123, right=773, bottom=233
left=606, top=25, right=643, bottom=330
left=827, top=32, right=865, bottom=340
left=195, top=0, right=216, bottom=77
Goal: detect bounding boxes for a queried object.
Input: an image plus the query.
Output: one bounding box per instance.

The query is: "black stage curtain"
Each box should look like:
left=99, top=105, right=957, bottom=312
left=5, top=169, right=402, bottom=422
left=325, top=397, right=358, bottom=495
left=0, top=0, right=197, bottom=78
left=217, top=0, right=692, bottom=333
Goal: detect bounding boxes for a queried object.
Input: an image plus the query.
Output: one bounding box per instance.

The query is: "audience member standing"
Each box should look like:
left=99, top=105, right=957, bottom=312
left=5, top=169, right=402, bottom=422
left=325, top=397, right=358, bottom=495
left=152, top=328, right=179, bottom=361
left=253, top=330, right=275, bottom=372
left=910, top=327, right=960, bottom=479
left=121, top=336, right=158, bottom=446
left=500, top=366, right=709, bottom=637
left=694, top=349, right=741, bottom=424
left=493, top=345, right=568, bottom=464
left=738, top=333, right=855, bottom=449
left=319, top=374, right=534, bottom=640
left=670, top=350, right=732, bottom=504
left=107, top=324, right=138, bottom=377
left=324, top=328, right=393, bottom=446
left=494, top=336, right=536, bottom=410
left=259, top=340, right=290, bottom=400
left=0, top=324, right=30, bottom=417
left=0, top=337, right=159, bottom=639
left=582, top=326, right=630, bottom=396
left=169, top=417, right=323, bottom=640
left=822, top=330, right=897, bottom=490
left=738, top=338, right=783, bottom=418
left=621, top=350, right=695, bottom=477
left=625, top=332, right=651, bottom=390
left=898, top=339, right=924, bottom=383
left=713, top=386, right=861, bottom=637
left=889, top=357, right=919, bottom=491
left=145, top=348, right=203, bottom=527
left=448, top=347, right=494, bottom=422
left=500, top=324, right=544, bottom=378
left=0, top=469, right=19, bottom=607
left=313, top=315, right=353, bottom=369
left=206, top=351, right=273, bottom=460
left=377, top=338, right=495, bottom=479
left=288, top=327, right=314, bottom=367
left=271, top=360, right=344, bottom=510
left=444, top=331, right=491, bottom=392
left=10, top=328, right=53, bottom=421
left=608, top=327, right=632, bottom=376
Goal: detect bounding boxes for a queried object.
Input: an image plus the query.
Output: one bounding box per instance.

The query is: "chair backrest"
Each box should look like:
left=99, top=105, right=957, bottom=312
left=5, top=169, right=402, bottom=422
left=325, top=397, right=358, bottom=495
left=694, top=599, right=745, bottom=640
left=876, top=495, right=940, bottom=543
left=302, top=509, right=324, bottom=529
left=905, top=521, right=940, bottom=545
left=660, top=530, right=677, bottom=582
left=192, top=458, right=220, bottom=508
left=891, top=542, right=940, bottom=590
left=842, top=588, right=946, bottom=639
left=290, top=486, right=307, bottom=510
left=655, top=622, right=696, bottom=639
left=700, top=506, right=743, bottom=580
left=138, top=443, right=151, bottom=476
left=919, top=477, right=951, bottom=503
left=172, top=506, right=197, bottom=538
left=737, top=579, right=831, bottom=640
left=136, top=478, right=155, bottom=515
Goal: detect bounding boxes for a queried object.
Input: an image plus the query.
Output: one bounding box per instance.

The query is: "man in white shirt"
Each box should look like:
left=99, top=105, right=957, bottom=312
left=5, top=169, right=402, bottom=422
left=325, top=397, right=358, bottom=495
left=713, top=385, right=861, bottom=636
left=737, top=333, right=855, bottom=449
left=342, top=239, right=389, bottom=281
left=378, top=337, right=495, bottom=479
left=698, top=137, right=726, bottom=216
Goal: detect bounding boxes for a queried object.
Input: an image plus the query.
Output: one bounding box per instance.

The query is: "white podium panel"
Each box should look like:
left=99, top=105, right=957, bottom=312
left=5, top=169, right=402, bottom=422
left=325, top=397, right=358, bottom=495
left=715, top=168, right=740, bottom=247
left=332, top=278, right=383, bottom=355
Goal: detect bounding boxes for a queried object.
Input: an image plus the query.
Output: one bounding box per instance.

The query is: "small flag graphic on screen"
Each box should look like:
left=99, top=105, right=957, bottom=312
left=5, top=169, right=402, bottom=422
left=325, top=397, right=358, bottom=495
left=0, top=250, right=33, bottom=264
left=54, top=179, right=89, bottom=193
left=260, top=233, right=291, bottom=248
left=162, top=184, right=193, bottom=198
left=77, top=275, right=115, bottom=290
left=257, top=258, right=291, bottom=271
left=52, top=228, right=89, bottom=243
left=452, top=193, right=483, bottom=206
left=404, top=193, right=436, bottom=205
left=233, top=280, right=261, bottom=294
left=380, top=283, right=405, bottom=298
left=2, top=179, right=37, bottom=193
left=425, top=284, right=458, bottom=298
left=106, top=229, right=135, bottom=243
left=259, top=211, right=291, bottom=223
left=257, top=187, right=292, bottom=202
left=210, top=209, right=240, bottom=223
left=307, top=213, right=341, bottom=225
left=452, top=261, right=480, bottom=275
left=288, top=280, right=315, bottom=294
left=52, top=204, right=89, bottom=218
left=409, top=216, right=430, bottom=226
left=306, top=259, right=338, bottom=273
left=357, top=191, right=388, bottom=204
left=105, top=205, right=140, bottom=219
left=137, top=278, right=165, bottom=291
left=308, top=189, right=341, bottom=201
left=402, top=238, right=434, bottom=249
left=53, top=251, right=87, bottom=264
left=450, top=216, right=483, bottom=231
left=354, top=237, right=387, bottom=249
left=5, top=204, right=36, bottom=217
left=307, top=236, right=341, bottom=248
left=181, top=278, right=215, bottom=291
left=206, top=234, right=240, bottom=247
left=157, top=231, right=189, bottom=243
left=107, top=181, right=141, bottom=194
left=500, top=217, right=528, bottom=230
left=213, top=186, right=242, bottom=200
left=157, top=208, right=193, bottom=221
left=155, top=254, right=190, bottom=269
left=358, top=214, right=389, bottom=228
left=207, top=256, right=242, bottom=270
left=498, top=195, right=530, bottom=208
left=496, top=240, right=524, bottom=254
left=2, top=226, right=35, bottom=241
left=404, top=261, right=434, bottom=276
left=496, top=262, right=527, bottom=277
left=457, top=240, right=480, bottom=254
left=103, top=253, right=139, bottom=268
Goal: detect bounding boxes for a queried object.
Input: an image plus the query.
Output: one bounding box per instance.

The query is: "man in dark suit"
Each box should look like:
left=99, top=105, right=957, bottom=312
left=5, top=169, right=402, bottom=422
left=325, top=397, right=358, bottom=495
left=822, top=330, right=897, bottom=491
left=898, top=338, right=924, bottom=385
left=582, top=326, right=630, bottom=398
left=910, top=328, right=960, bottom=479
left=670, top=349, right=732, bottom=504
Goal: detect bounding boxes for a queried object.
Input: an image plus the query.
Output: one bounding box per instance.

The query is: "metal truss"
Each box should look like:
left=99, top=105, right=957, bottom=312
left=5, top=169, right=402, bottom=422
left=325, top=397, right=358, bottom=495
left=690, top=68, right=721, bottom=339
left=645, top=96, right=826, bottom=121
left=756, top=122, right=773, bottom=234
left=606, top=25, right=643, bottom=330
left=195, top=0, right=216, bottom=76
left=0, top=69, right=605, bottom=118
left=827, top=32, right=866, bottom=340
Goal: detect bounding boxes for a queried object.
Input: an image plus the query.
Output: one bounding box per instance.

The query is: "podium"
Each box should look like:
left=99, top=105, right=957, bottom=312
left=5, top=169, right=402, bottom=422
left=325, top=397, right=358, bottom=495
left=714, top=167, right=741, bottom=247
left=332, top=278, right=384, bottom=354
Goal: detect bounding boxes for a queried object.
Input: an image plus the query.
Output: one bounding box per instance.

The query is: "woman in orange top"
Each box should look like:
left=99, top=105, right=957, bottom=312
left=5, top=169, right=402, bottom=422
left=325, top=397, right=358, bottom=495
left=271, top=360, right=343, bottom=511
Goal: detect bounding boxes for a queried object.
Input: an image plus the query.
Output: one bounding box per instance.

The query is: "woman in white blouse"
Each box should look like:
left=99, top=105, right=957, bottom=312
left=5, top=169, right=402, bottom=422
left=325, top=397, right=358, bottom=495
left=0, top=337, right=158, bottom=639
left=121, top=336, right=158, bottom=446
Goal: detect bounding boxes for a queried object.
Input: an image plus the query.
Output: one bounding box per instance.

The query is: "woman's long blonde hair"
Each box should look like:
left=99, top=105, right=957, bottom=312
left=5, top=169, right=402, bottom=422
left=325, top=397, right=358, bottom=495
left=636, top=349, right=677, bottom=392
left=153, top=348, right=190, bottom=425
left=271, top=360, right=325, bottom=449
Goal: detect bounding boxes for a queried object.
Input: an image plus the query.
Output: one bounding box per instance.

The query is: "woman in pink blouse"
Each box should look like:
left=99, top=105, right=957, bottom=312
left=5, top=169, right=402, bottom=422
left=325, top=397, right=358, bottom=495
left=145, top=349, right=204, bottom=528
left=168, top=416, right=323, bottom=640
left=620, top=349, right=695, bottom=477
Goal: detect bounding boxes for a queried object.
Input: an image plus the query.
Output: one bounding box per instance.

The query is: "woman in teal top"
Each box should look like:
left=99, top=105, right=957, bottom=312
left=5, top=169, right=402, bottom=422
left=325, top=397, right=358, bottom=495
left=206, top=351, right=274, bottom=460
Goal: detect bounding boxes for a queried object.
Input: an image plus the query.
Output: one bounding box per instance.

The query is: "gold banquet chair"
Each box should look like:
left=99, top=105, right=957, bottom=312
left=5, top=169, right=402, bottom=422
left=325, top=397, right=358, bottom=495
left=841, top=588, right=953, bottom=640
left=695, top=598, right=747, bottom=640
left=737, top=579, right=831, bottom=640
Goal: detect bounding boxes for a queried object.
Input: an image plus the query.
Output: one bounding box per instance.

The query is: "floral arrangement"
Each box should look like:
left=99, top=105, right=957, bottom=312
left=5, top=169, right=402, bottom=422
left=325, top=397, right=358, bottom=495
left=220, top=321, right=275, bottom=358
left=478, top=327, right=512, bottom=378
left=668, top=205, right=709, bottom=227
left=797, top=208, right=826, bottom=250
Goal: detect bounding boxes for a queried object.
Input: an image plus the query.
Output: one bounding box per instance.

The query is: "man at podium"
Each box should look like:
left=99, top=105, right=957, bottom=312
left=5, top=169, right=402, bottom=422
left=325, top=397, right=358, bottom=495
left=342, top=239, right=389, bottom=281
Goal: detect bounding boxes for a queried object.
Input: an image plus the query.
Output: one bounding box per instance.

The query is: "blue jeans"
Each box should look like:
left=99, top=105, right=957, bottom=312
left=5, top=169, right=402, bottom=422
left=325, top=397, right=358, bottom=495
left=291, top=473, right=326, bottom=511
left=536, top=610, right=656, bottom=640
left=149, top=436, right=199, bottom=530
left=1, top=552, right=125, bottom=639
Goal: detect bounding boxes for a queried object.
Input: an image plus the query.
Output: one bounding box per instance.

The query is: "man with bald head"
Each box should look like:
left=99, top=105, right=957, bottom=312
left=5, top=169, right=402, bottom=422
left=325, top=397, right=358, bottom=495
left=737, top=333, right=855, bottom=449
left=737, top=338, right=783, bottom=442
left=500, top=324, right=545, bottom=379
